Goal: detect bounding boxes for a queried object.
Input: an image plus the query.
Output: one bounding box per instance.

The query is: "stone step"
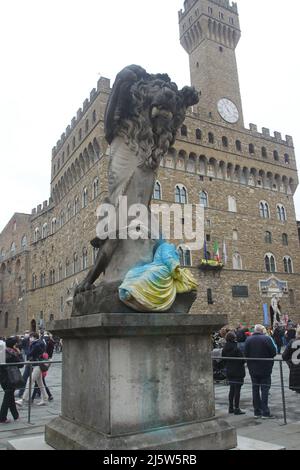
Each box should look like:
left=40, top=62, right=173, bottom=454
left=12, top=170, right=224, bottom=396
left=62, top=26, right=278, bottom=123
left=234, top=436, right=285, bottom=451
left=7, top=435, right=53, bottom=450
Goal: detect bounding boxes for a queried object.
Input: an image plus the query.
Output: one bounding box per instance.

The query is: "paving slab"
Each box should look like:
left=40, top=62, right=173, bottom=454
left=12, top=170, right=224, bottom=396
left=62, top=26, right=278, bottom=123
left=7, top=435, right=53, bottom=450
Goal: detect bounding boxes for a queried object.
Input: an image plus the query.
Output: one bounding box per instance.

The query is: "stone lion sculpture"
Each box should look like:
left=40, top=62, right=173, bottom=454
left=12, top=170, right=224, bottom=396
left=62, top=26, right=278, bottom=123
left=73, top=65, right=199, bottom=312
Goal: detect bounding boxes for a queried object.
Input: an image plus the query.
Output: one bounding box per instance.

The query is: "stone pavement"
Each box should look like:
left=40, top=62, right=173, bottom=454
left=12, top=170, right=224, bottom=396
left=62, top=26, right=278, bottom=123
left=1, top=353, right=300, bottom=450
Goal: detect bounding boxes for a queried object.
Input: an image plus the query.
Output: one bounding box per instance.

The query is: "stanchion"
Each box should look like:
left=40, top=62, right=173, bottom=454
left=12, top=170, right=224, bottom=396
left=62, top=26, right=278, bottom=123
left=279, top=360, right=287, bottom=425
left=28, top=364, right=33, bottom=424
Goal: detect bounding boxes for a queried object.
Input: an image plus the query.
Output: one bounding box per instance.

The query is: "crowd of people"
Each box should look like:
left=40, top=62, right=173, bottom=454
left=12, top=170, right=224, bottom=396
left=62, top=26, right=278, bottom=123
left=213, top=320, right=300, bottom=419
left=0, top=330, right=60, bottom=424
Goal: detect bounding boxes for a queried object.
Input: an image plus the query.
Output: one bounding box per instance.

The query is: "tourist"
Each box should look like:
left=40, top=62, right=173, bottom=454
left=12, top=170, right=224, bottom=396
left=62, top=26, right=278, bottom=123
left=0, top=337, right=23, bottom=424
left=244, top=324, right=277, bottom=419
left=285, top=323, right=296, bottom=345
left=272, top=323, right=285, bottom=354
left=16, top=332, right=47, bottom=407
left=222, top=331, right=246, bottom=415
left=282, top=326, right=300, bottom=394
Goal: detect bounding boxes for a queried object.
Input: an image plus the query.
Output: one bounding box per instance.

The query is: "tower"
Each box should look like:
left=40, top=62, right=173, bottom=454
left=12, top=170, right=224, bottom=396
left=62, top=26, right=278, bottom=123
left=179, top=0, right=244, bottom=127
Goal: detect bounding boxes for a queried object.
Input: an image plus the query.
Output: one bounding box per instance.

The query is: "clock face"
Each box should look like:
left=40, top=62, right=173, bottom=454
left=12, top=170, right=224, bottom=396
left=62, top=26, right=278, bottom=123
left=217, top=98, right=239, bottom=124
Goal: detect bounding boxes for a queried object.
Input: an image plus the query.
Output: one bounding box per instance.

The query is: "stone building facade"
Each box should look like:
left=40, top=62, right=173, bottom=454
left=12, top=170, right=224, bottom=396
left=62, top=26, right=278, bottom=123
left=0, top=0, right=299, bottom=336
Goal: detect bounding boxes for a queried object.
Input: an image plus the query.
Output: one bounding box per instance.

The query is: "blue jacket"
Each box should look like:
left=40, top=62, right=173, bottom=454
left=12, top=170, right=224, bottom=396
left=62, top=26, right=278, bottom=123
left=28, top=339, right=46, bottom=362
left=244, top=333, right=277, bottom=377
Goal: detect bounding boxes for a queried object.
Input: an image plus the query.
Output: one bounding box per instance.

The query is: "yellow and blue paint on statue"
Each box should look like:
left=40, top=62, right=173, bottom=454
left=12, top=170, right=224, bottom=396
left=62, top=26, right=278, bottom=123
left=119, top=241, right=198, bottom=312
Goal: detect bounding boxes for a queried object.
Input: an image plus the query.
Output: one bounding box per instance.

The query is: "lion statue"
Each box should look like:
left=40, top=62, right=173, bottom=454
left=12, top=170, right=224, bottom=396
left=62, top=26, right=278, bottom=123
left=74, top=65, right=199, bottom=300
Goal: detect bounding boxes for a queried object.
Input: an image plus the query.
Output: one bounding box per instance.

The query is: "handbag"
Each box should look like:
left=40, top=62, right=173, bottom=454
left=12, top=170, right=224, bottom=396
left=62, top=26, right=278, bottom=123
left=7, top=366, right=25, bottom=389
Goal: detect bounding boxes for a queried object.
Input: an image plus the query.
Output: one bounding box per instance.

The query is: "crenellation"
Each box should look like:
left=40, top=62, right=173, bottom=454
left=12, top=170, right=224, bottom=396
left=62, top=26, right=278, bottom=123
left=52, top=147, right=56, bottom=157
left=31, top=208, right=36, bottom=215
left=71, top=117, right=76, bottom=129
left=262, top=127, right=270, bottom=137
left=77, top=108, right=83, bottom=120
left=43, top=201, right=48, bottom=209
left=83, top=98, right=89, bottom=112
left=37, top=204, right=42, bottom=213
left=249, top=123, right=258, bottom=133
left=286, top=135, right=294, bottom=147
left=97, top=77, right=110, bottom=92
left=66, top=125, right=71, bottom=136
left=274, top=131, right=282, bottom=141
left=90, top=88, right=97, bottom=101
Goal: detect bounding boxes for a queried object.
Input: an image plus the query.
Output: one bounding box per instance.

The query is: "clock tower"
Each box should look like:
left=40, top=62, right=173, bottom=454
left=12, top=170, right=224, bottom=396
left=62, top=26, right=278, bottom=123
left=179, top=0, right=244, bottom=128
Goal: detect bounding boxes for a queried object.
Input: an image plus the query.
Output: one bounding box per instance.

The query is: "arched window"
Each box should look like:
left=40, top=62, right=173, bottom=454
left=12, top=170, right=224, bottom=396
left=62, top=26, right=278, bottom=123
left=273, top=150, right=279, bottom=161
left=79, top=128, right=82, bottom=141
left=82, top=187, right=88, bottom=208
left=40, top=272, right=46, bottom=287
left=265, top=253, right=276, bottom=273
left=233, top=230, right=238, bottom=241
left=5, top=312, right=8, bottom=329
left=82, top=248, right=88, bottom=270
left=0, top=249, right=5, bottom=261
left=51, top=218, right=57, bottom=234
left=282, top=233, right=288, bottom=246
left=67, top=203, right=71, bottom=221
left=261, top=147, right=267, bottom=158
left=200, top=191, right=208, bottom=207
left=62, top=152, right=65, bottom=164
left=74, top=196, right=79, bottom=215
left=249, top=143, right=255, bottom=154
left=175, top=185, right=188, bottom=204
left=65, top=258, right=70, bottom=277
left=72, top=136, right=76, bottom=149
left=196, top=129, right=202, bottom=140
left=11, top=242, right=16, bottom=254
left=58, top=263, right=63, bottom=281
left=73, top=253, right=79, bottom=274
left=222, top=136, right=228, bottom=148
left=181, top=125, right=187, bottom=137
left=228, top=196, right=237, bottom=213
left=259, top=201, right=270, bottom=219
left=232, top=252, right=242, bottom=270
left=283, top=256, right=293, bottom=274
left=85, top=119, right=89, bottom=133
left=284, top=154, right=290, bottom=165
left=153, top=181, right=162, bottom=200
left=67, top=144, right=70, bottom=157
left=49, top=269, right=55, bottom=285
left=32, top=274, right=37, bottom=289
left=93, top=178, right=99, bottom=199
left=60, top=211, right=65, bottom=227
left=93, top=110, right=97, bottom=123
left=178, top=246, right=192, bottom=267
left=21, top=235, right=27, bottom=249
left=235, top=140, right=242, bottom=151
left=208, top=132, right=214, bottom=144
left=265, top=231, right=272, bottom=244
left=277, top=204, right=286, bottom=222
left=42, top=223, right=48, bottom=239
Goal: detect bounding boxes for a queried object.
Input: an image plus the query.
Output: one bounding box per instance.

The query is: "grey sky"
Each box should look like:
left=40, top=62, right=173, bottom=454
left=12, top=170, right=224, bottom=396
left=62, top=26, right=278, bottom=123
left=0, top=0, right=299, bottom=232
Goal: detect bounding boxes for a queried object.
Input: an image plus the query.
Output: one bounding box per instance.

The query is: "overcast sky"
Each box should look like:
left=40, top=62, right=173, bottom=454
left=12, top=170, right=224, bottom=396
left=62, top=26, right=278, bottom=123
left=0, top=0, right=299, bottom=232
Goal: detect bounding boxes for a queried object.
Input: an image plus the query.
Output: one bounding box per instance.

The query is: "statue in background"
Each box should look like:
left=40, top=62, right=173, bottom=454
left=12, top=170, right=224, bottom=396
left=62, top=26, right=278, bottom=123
left=74, top=65, right=199, bottom=312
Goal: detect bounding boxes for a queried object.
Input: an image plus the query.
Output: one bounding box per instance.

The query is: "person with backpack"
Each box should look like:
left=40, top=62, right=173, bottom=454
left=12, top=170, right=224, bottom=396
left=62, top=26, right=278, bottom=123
left=0, top=337, right=24, bottom=423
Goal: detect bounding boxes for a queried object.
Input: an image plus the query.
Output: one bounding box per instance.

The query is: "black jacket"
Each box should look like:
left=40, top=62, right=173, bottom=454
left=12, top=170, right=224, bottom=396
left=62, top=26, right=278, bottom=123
left=222, top=341, right=245, bottom=380
left=0, top=348, right=23, bottom=388
left=244, top=333, right=277, bottom=377
left=28, top=339, right=46, bottom=362
left=282, top=339, right=300, bottom=391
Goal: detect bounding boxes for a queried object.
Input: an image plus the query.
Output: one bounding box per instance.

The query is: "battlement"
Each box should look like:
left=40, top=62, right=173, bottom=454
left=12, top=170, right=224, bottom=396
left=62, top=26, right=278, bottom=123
left=52, top=76, right=111, bottom=158
left=179, top=0, right=237, bottom=19
left=31, top=197, right=53, bottom=217
left=247, top=123, right=294, bottom=147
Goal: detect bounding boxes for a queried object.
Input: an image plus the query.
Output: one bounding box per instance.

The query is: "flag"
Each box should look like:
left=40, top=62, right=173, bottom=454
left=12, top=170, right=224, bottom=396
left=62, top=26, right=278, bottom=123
left=204, top=240, right=208, bottom=261
left=213, top=241, right=220, bottom=263
left=222, top=239, right=228, bottom=265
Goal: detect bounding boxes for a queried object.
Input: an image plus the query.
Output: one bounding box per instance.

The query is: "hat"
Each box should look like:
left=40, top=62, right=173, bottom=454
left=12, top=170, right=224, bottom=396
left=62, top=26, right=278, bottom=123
left=6, top=337, right=17, bottom=348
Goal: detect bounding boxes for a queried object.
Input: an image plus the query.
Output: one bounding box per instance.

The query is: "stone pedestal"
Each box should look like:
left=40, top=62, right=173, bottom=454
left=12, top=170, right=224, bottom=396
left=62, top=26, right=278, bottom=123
left=45, top=313, right=236, bottom=450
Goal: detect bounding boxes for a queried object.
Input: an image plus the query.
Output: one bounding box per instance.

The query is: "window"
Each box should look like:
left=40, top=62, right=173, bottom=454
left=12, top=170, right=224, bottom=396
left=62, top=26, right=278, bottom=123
left=32, top=274, right=37, bottom=289
left=73, top=253, right=79, bottom=274
left=82, top=248, right=88, bottom=270
left=228, top=196, right=237, bottom=213
left=236, top=140, right=242, bottom=151
left=72, top=136, right=76, bottom=149
left=261, top=147, right=267, bottom=158
left=219, top=12, right=224, bottom=19
left=67, top=202, right=71, bottom=221
left=259, top=201, right=270, bottom=219
left=42, top=223, right=48, bottom=239
left=65, top=259, right=70, bottom=277
left=79, top=128, right=82, bottom=141
left=265, top=231, right=272, bottom=244
left=74, top=196, right=79, bottom=215
left=93, top=110, right=97, bottom=123
left=200, top=191, right=208, bottom=208
left=196, top=129, right=202, bottom=140
left=282, top=233, right=288, bottom=246
left=62, top=152, right=65, bottom=164
left=277, top=204, right=286, bottom=222
left=49, top=269, right=55, bottom=285
left=207, top=289, right=213, bottom=305
left=5, top=312, right=8, bottom=329
left=93, top=178, right=99, bottom=199
left=249, top=143, right=255, bottom=154
left=49, top=314, right=54, bottom=322
left=229, top=17, right=234, bottom=25
left=273, top=150, right=279, bottom=161
left=85, top=119, right=89, bottom=133
left=284, top=154, right=290, bottom=165
left=40, top=272, right=46, bottom=287
left=208, top=132, right=214, bottom=144
left=175, top=185, right=188, bottom=204
left=82, top=187, right=88, bottom=208
left=283, top=256, right=293, bottom=274
left=289, top=289, right=295, bottom=306
left=232, top=253, right=242, bottom=270
left=181, top=125, right=187, bottom=137
left=59, top=263, right=63, bottom=281
left=178, top=246, right=192, bottom=267
left=51, top=218, right=57, bottom=234
left=21, top=235, right=27, bottom=249
left=265, top=253, right=276, bottom=273
left=208, top=6, right=213, bottom=14
left=233, top=230, right=238, bottom=241
left=11, top=242, right=16, bottom=254
left=222, top=136, right=228, bottom=148
left=206, top=234, right=211, bottom=242
left=153, top=181, right=162, bottom=200
left=67, top=144, right=70, bottom=157
left=60, top=211, right=65, bottom=227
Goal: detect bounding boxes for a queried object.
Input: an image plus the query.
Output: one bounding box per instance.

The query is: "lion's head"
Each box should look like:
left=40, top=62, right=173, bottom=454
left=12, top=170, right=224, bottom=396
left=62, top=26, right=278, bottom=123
left=105, top=65, right=199, bottom=169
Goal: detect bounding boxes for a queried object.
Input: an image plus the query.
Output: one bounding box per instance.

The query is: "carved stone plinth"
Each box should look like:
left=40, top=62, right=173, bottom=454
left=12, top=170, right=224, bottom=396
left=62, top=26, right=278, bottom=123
left=45, top=313, right=236, bottom=450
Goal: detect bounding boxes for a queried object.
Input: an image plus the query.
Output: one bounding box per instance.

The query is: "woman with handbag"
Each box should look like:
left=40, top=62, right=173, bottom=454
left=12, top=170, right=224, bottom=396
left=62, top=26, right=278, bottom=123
left=0, top=337, right=24, bottom=424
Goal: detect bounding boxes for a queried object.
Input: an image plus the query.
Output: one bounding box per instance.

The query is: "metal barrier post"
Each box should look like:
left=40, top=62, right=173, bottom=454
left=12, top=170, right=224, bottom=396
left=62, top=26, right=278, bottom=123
left=279, top=360, right=287, bottom=425
left=28, top=364, right=33, bottom=424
